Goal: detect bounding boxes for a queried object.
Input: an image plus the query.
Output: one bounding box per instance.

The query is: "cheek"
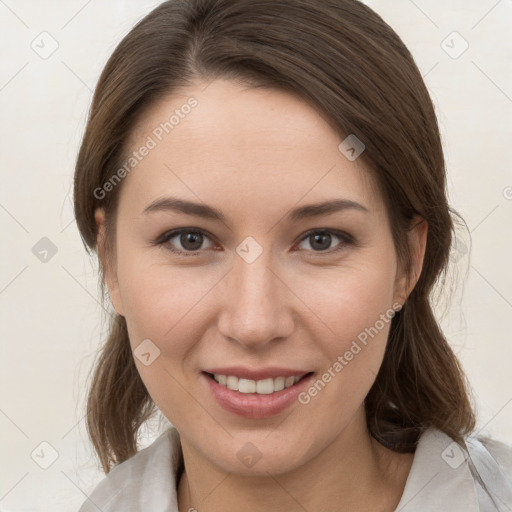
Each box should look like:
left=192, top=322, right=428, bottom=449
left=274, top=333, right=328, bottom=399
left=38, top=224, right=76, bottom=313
left=115, top=253, right=218, bottom=428
left=296, top=254, right=398, bottom=350
left=117, top=256, right=213, bottom=349
left=290, top=253, right=398, bottom=407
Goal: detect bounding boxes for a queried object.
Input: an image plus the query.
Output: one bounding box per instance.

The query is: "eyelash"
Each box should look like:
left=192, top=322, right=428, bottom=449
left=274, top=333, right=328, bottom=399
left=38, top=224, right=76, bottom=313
left=153, top=227, right=355, bottom=257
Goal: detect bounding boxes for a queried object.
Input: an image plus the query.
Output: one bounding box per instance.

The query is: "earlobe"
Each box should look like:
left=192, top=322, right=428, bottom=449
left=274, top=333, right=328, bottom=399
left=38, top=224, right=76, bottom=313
left=394, top=216, right=428, bottom=305
left=94, top=208, right=125, bottom=316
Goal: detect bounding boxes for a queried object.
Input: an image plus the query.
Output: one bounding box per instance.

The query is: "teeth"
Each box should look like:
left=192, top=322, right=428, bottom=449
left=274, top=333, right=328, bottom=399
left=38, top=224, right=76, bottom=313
left=212, top=374, right=304, bottom=394
left=238, top=378, right=256, bottom=393
left=226, top=375, right=238, bottom=391
left=274, top=376, right=285, bottom=392
left=256, top=378, right=274, bottom=394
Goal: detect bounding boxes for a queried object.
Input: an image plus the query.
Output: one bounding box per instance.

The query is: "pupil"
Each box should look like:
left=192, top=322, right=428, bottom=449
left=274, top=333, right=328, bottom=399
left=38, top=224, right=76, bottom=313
left=181, top=232, right=203, bottom=250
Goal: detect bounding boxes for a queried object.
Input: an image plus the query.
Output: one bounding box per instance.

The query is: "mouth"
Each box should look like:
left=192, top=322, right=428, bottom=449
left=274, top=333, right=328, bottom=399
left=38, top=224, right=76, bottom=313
left=204, top=371, right=313, bottom=395
left=202, top=370, right=315, bottom=419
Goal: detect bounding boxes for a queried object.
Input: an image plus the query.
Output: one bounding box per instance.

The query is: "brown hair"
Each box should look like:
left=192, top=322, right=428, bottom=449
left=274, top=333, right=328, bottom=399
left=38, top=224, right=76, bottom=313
left=74, top=0, right=476, bottom=474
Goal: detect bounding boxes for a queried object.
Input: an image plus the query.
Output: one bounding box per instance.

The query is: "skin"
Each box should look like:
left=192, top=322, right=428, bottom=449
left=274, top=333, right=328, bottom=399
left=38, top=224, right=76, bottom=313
left=95, top=79, right=428, bottom=512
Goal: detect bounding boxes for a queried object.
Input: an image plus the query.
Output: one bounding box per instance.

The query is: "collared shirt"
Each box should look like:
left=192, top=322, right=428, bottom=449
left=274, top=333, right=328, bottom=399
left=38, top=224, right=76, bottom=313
left=78, top=427, right=512, bottom=511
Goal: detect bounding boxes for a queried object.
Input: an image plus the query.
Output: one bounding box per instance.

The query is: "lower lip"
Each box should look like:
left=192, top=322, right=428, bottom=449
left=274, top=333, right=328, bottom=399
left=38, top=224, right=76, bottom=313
left=203, top=372, right=314, bottom=419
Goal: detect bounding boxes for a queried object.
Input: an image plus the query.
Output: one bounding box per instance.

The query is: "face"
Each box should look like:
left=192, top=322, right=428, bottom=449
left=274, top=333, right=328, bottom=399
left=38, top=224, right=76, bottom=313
left=97, top=79, right=423, bottom=476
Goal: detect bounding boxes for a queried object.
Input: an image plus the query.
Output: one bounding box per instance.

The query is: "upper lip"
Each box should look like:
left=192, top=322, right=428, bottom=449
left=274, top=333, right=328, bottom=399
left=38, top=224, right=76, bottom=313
left=204, top=367, right=312, bottom=381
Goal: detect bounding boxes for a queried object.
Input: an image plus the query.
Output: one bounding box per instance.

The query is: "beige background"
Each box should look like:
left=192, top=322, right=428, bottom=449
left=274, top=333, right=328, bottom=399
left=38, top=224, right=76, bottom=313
left=1, top=0, right=511, bottom=510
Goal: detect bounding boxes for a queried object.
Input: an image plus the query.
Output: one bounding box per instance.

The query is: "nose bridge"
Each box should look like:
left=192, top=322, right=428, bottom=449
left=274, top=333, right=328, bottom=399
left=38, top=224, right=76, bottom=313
left=217, top=243, right=294, bottom=347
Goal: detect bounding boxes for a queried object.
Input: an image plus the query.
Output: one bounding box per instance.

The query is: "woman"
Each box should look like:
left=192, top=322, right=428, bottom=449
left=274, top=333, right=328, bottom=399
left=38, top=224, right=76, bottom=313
left=73, top=0, right=512, bottom=510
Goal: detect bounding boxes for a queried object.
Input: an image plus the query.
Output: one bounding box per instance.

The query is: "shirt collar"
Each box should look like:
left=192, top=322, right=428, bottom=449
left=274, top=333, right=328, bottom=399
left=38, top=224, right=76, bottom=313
left=81, top=427, right=483, bottom=511
left=394, top=428, right=480, bottom=511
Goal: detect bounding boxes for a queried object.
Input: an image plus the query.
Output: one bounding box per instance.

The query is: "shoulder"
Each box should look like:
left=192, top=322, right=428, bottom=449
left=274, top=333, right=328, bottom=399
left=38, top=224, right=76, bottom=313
left=78, top=427, right=182, bottom=512
left=470, top=433, right=512, bottom=477
left=465, top=430, right=512, bottom=507
left=395, top=428, right=512, bottom=511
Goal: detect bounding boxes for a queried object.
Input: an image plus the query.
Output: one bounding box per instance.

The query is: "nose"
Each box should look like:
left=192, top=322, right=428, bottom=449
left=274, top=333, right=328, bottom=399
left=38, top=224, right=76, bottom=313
left=217, top=249, right=295, bottom=350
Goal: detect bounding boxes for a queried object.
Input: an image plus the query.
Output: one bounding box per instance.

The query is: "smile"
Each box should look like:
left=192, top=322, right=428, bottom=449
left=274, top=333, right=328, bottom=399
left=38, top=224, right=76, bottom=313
left=203, top=370, right=315, bottom=418
left=210, top=373, right=306, bottom=394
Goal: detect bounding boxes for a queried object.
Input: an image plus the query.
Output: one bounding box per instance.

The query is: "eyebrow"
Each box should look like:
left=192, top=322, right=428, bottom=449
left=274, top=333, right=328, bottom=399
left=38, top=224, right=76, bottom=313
left=142, top=196, right=368, bottom=223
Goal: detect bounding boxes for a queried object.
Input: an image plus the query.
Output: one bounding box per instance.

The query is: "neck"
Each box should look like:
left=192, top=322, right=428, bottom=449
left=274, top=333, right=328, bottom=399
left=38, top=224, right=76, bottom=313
left=177, top=409, right=413, bottom=512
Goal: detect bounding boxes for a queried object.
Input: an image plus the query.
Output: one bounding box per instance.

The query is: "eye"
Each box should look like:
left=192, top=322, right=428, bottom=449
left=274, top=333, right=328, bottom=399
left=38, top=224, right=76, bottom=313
left=155, top=228, right=216, bottom=256
left=155, top=227, right=354, bottom=257
left=295, top=229, right=354, bottom=254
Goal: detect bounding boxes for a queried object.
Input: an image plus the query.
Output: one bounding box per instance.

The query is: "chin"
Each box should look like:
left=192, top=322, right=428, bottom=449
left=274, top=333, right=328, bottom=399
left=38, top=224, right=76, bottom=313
left=195, top=431, right=314, bottom=477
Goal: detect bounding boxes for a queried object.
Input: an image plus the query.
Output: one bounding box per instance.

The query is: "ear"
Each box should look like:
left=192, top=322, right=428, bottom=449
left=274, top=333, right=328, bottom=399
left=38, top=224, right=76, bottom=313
left=94, top=208, right=125, bottom=316
left=393, top=215, right=428, bottom=306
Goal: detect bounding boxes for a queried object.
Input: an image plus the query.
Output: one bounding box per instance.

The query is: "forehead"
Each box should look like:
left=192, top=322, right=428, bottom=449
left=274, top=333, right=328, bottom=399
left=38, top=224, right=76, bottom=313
left=119, top=79, right=381, bottom=218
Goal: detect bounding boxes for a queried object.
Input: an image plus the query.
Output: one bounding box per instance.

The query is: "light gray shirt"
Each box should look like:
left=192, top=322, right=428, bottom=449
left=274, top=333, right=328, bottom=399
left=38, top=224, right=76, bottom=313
left=79, top=427, right=512, bottom=511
